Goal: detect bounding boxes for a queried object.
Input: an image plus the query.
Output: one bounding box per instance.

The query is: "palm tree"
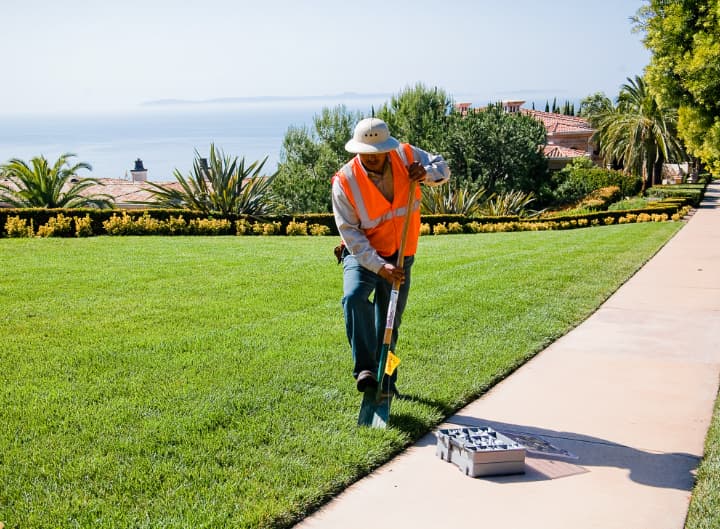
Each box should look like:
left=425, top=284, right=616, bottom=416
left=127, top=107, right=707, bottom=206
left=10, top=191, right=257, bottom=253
left=0, top=153, right=113, bottom=208
left=592, top=76, right=685, bottom=191
left=140, top=144, right=278, bottom=217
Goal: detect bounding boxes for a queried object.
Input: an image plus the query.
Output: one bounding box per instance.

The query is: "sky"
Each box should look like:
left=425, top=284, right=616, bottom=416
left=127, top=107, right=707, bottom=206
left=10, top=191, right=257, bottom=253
left=0, top=0, right=651, bottom=115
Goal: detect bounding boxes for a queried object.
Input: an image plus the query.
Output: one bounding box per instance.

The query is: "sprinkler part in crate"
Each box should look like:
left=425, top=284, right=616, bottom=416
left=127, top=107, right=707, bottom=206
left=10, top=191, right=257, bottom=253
left=435, top=427, right=526, bottom=477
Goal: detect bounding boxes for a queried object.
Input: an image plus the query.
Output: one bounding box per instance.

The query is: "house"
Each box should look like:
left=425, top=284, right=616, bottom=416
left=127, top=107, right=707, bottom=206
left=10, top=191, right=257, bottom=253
left=454, top=100, right=598, bottom=170
left=521, top=107, right=598, bottom=169
left=80, top=178, right=180, bottom=209
left=0, top=176, right=180, bottom=209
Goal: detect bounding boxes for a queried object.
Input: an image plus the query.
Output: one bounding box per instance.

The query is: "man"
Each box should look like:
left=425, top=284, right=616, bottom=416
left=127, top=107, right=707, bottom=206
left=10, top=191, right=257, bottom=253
left=332, top=117, right=450, bottom=394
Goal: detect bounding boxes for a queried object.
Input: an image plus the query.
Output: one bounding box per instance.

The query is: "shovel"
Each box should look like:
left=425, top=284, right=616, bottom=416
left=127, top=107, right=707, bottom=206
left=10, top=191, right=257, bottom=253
left=358, top=178, right=418, bottom=427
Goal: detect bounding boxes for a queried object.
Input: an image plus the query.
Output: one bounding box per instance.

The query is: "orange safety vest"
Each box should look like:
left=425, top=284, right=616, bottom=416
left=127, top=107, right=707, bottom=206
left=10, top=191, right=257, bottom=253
left=334, top=143, right=422, bottom=258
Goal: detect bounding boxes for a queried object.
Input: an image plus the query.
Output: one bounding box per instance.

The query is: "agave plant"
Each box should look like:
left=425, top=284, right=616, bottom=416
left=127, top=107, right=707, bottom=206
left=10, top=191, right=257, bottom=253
left=0, top=153, right=113, bottom=208
left=421, top=183, right=488, bottom=216
left=140, top=144, right=278, bottom=217
left=481, top=190, right=538, bottom=217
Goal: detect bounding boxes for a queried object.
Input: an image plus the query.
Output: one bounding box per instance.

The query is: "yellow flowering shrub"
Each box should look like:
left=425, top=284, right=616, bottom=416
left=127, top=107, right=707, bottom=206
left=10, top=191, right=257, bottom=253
left=166, top=216, right=189, bottom=235
left=189, top=218, right=232, bottom=235
left=74, top=215, right=93, bottom=237
left=236, top=219, right=252, bottom=235
left=103, top=212, right=136, bottom=235
left=250, top=221, right=282, bottom=235
left=309, top=224, right=331, bottom=236
left=433, top=223, right=448, bottom=235
left=4, top=216, right=34, bottom=238
left=286, top=219, right=308, bottom=236
left=37, top=213, right=74, bottom=237
left=447, top=222, right=464, bottom=234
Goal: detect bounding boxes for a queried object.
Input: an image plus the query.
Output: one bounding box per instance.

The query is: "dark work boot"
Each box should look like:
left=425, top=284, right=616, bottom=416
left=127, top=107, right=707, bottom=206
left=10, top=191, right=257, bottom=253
left=356, top=370, right=378, bottom=392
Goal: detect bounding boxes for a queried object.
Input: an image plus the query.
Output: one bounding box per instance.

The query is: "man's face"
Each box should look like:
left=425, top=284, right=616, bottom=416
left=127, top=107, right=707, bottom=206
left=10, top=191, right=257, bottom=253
left=358, top=152, right=388, bottom=173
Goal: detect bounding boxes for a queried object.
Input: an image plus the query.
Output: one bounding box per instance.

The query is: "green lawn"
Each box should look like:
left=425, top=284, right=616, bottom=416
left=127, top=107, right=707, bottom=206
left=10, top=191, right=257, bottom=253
left=0, top=224, right=683, bottom=528
left=685, top=387, right=720, bottom=529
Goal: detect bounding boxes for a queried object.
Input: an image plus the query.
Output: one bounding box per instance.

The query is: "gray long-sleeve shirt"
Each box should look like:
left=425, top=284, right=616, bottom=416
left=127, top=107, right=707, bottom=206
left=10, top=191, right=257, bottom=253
left=331, top=145, right=450, bottom=273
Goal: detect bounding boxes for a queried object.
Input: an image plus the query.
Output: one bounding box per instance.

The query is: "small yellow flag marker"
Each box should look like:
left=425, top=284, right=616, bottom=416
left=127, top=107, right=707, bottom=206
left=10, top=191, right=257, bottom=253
left=384, top=351, right=401, bottom=376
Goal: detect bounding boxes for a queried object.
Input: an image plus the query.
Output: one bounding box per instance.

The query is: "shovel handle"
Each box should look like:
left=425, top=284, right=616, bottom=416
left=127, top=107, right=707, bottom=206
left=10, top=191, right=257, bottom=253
left=395, top=179, right=418, bottom=270
left=382, top=179, right=418, bottom=345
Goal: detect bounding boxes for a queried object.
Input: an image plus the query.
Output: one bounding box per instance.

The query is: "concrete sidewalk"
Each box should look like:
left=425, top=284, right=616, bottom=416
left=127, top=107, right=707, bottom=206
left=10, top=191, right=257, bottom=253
left=295, top=183, right=720, bottom=529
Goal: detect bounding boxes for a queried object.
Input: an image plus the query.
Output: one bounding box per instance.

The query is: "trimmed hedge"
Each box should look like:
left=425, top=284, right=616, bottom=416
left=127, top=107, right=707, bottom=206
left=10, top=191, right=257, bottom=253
left=645, top=182, right=708, bottom=207
left=0, top=196, right=694, bottom=238
left=0, top=209, right=339, bottom=238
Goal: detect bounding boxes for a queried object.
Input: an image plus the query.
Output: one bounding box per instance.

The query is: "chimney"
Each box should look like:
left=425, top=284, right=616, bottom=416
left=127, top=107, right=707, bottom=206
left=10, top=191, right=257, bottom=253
left=130, top=158, right=148, bottom=182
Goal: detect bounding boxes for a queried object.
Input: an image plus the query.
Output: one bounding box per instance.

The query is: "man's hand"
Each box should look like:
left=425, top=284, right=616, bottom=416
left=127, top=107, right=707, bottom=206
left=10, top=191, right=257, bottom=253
left=378, top=263, right=405, bottom=284
left=407, top=161, right=427, bottom=183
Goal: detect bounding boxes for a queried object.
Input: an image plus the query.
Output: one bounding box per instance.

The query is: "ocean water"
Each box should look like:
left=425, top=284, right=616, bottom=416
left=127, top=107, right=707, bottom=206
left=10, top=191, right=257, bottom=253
left=0, top=96, right=388, bottom=182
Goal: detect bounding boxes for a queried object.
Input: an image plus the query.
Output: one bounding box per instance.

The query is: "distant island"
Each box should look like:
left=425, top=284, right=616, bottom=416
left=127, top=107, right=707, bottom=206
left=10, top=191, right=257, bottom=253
left=142, top=92, right=392, bottom=107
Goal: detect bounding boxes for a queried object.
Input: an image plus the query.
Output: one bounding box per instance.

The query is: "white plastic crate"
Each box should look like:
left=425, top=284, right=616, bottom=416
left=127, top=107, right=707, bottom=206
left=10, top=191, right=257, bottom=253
left=436, top=426, right=526, bottom=477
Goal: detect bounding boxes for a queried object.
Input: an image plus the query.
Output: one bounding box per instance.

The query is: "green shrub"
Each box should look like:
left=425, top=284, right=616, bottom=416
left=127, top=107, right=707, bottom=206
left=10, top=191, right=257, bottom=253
left=608, top=197, right=651, bottom=211
left=552, top=159, right=642, bottom=204
left=646, top=183, right=707, bottom=206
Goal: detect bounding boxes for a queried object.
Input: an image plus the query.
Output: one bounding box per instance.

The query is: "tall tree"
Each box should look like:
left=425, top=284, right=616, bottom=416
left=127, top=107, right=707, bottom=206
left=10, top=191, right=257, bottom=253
left=0, top=153, right=112, bottom=208
left=579, top=92, right=613, bottom=120
left=593, top=76, right=685, bottom=190
left=635, top=0, right=720, bottom=175
left=377, top=83, right=453, bottom=153
left=441, top=103, right=548, bottom=195
left=273, top=105, right=361, bottom=213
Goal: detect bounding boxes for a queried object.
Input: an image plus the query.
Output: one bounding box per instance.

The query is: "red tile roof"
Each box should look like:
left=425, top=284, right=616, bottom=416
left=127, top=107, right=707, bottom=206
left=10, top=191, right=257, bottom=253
left=82, top=178, right=182, bottom=205
left=0, top=177, right=179, bottom=208
left=522, top=109, right=593, bottom=135
left=543, top=145, right=589, bottom=160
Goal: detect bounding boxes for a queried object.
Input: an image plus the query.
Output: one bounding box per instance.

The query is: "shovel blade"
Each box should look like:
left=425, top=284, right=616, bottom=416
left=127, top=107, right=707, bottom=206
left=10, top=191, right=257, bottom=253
left=358, top=389, right=392, bottom=428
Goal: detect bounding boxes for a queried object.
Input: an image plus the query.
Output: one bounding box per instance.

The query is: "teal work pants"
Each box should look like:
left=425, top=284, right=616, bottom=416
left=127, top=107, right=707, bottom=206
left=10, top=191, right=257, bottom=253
left=341, top=252, right=414, bottom=389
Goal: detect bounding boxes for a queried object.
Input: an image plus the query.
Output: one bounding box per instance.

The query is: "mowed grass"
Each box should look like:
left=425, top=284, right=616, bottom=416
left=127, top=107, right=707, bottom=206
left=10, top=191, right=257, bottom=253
left=0, top=223, right=682, bottom=528
left=685, top=387, right=720, bottom=529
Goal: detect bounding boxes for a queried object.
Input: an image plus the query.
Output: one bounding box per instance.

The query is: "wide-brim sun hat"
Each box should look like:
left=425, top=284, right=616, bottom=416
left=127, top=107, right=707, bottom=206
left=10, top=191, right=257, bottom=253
left=345, top=117, right=400, bottom=154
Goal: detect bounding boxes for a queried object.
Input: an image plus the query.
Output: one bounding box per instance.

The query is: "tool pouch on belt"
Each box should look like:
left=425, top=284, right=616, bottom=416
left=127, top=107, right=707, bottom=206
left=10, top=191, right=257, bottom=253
left=334, top=241, right=346, bottom=264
